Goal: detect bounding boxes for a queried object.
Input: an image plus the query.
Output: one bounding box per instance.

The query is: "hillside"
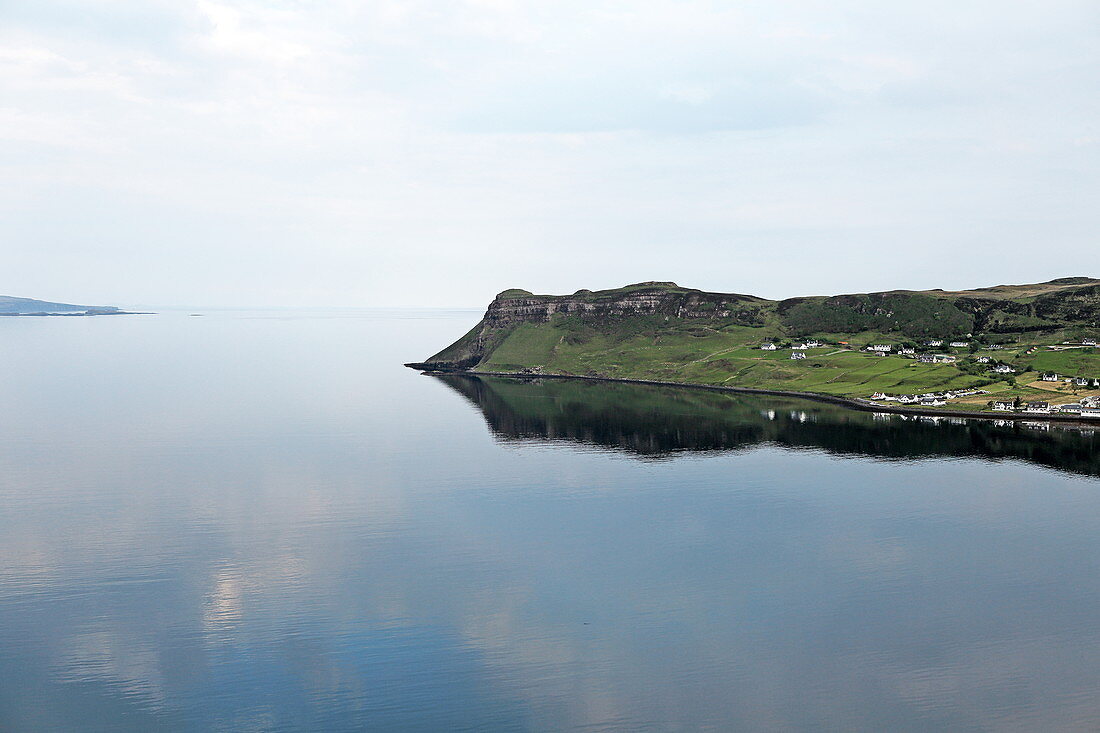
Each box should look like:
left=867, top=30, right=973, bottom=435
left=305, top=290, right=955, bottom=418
left=0, top=295, right=123, bottom=315
left=409, top=278, right=1100, bottom=414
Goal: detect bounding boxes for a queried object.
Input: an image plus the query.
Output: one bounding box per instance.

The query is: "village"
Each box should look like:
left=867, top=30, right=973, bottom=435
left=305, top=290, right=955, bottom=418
left=760, top=336, right=1100, bottom=417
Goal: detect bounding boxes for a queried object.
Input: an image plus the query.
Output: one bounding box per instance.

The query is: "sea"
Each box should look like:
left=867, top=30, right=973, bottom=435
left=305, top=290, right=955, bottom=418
left=2, top=309, right=1099, bottom=731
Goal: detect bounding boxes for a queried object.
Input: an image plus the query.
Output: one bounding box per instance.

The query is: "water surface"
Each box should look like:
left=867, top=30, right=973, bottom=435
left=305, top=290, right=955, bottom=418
left=2, top=310, right=1100, bottom=731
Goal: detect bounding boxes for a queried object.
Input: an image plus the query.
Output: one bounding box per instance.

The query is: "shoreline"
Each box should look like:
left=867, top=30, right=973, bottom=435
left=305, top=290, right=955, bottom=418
left=405, top=364, right=1100, bottom=426
left=0, top=311, right=152, bottom=317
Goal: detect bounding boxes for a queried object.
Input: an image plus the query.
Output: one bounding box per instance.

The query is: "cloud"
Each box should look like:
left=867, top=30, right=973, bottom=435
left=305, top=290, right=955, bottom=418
left=0, top=0, right=1098, bottom=305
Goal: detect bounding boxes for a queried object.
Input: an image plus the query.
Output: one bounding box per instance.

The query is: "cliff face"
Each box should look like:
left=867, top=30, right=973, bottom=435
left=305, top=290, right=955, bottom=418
left=482, top=283, right=763, bottom=324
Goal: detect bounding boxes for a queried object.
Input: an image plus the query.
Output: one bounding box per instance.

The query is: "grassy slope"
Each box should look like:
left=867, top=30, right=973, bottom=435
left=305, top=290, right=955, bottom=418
left=474, top=317, right=1016, bottom=400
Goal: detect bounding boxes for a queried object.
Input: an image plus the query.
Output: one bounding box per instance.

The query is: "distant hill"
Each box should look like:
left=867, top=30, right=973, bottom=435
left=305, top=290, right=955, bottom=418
left=407, top=278, right=1100, bottom=414
left=0, top=295, right=123, bottom=315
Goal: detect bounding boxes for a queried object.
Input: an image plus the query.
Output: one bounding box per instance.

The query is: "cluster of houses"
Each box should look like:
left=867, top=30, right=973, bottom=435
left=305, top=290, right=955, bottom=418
left=860, top=342, right=1019, bottom=374
left=869, top=389, right=987, bottom=407
left=762, top=341, right=822, bottom=353
left=760, top=340, right=823, bottom=360
left=1040, top=373, right=1100, bottom=388
left=990, top=399, right=1100, bottom=417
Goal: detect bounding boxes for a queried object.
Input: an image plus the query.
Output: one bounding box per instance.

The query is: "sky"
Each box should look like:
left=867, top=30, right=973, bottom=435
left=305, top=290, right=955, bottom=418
left=2, top=0, right=1098, bottom=308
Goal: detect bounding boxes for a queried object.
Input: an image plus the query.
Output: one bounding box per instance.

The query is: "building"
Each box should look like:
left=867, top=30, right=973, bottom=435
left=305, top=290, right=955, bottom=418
left=992, top=401, right=1014, bottom=411
left=1041, top=373, right=1061, bottom=382
left=761, top=343, right=777, bottom=350
left=1084, top=339, right=1097, bottom=346
left=804, top=340, right=822, bottom=348
left=976, top=356, right=991, bottom=363
left=1058, top=403, right=1083, bottom=413
left=950, top=341, right=969, bottom=348
left=992, top=364, right=1016, bottom=374
left=1025, top=401, right=1050, bottom=413
left=926, top=340, right=944, bottom=347
left=869, top=344, right=892, bottom=352
left=933, top=354, right=956, bottom=364
left=898, top=347, right=915, bottom=355
left=920, top=397, right=946, bottom=407
left=873, top=350, right=888, bottom=357
left=1076, top=377, right=1090, bottom=387
left=989, top=344, right=1003, bottom=350
left=791, top=352, right=806, bottom=360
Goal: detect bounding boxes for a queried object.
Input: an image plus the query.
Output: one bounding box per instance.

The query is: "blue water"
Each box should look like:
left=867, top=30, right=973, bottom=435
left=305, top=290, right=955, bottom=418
left=2, top=310, right=1100, bottom=731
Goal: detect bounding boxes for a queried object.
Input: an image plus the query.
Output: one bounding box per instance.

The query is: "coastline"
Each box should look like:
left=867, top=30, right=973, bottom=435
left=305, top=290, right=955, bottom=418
left=405, top=364, right=1100, bottom=426
left=0, top=311, right=152, bottom=317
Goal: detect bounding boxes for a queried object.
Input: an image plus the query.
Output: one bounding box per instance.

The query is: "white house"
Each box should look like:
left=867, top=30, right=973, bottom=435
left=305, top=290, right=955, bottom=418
left=950, top=341, right=969, bottom=348
left=1084, top=339, right=1097, bottom=346
left=931, top=354, right=956, bottom=364
left=920, top=397, right=946, bottom=407
left=898, top=347, right=915, bottom=355
left=791, top=352, right=806, bottom=360
left=1058, top=403, right=1083, bottom=413
left=761, top=343, right=777, bottom=350
left=1041, top=373, right=1061, bottom=382
left=926, top=340, right=944, bottom=347
left=992, top=401, right=1014, bottom=411
left=869, top=344, right=892, bottom=352
left=804, top=340, right=822, bottom=348
left=1025, top=401, right=1050, bottom=413
left=1075, top=377, right=1090, bottom=386
left=872, top=350, right=888, bottom=357
left=977, top=356, right=991, bottom=363
left=992, top=365, right=1016, bottom=374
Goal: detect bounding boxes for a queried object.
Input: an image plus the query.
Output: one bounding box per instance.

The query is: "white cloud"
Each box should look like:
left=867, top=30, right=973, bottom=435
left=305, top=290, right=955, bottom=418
left=1, top=0, right=1098, bottom=305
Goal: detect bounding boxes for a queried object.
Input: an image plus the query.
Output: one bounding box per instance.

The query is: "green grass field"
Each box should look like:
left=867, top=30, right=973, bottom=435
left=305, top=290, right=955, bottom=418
left=471, top=317, right=1051, bottom=406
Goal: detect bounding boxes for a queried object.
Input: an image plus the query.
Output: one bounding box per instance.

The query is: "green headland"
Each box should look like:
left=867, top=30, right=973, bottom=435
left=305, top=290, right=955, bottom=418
left=409, top=278, right=1100, bottom=416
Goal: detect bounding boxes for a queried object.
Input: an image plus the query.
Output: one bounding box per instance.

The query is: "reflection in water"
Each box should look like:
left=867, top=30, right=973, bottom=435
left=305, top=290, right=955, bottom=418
left=436, top=374, right=1100, bottom=476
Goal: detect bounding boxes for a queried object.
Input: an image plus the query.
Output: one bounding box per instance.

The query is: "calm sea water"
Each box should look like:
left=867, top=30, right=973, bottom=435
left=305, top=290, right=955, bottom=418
left=3, top=310, right=1100, bottom=732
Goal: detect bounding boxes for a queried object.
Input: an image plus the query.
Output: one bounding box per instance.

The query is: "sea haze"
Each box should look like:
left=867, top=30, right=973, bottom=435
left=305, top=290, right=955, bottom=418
left=2, top=310, right=1100, bottom=731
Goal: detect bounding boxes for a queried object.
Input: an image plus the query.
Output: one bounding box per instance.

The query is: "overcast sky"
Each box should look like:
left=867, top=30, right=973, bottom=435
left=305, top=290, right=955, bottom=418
left=3, top=1, right=1098, bottom=307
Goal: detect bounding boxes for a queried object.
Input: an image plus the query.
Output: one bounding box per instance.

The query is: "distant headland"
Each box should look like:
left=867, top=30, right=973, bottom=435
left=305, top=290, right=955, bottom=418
left=0, top=295, right=141, bottom=316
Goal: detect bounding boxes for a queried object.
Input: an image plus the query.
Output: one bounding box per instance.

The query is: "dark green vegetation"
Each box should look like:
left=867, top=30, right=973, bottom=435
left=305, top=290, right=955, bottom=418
left=413, top=279, right=1100, bottom=411
left=436, top=374, right=1100, bottom=477
left=0, top=295, right=123, bottom=315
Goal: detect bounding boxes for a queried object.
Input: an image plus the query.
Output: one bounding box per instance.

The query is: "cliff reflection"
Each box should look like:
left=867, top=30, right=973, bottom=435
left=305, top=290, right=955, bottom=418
left=434, top=375, right=1100, bottom=477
